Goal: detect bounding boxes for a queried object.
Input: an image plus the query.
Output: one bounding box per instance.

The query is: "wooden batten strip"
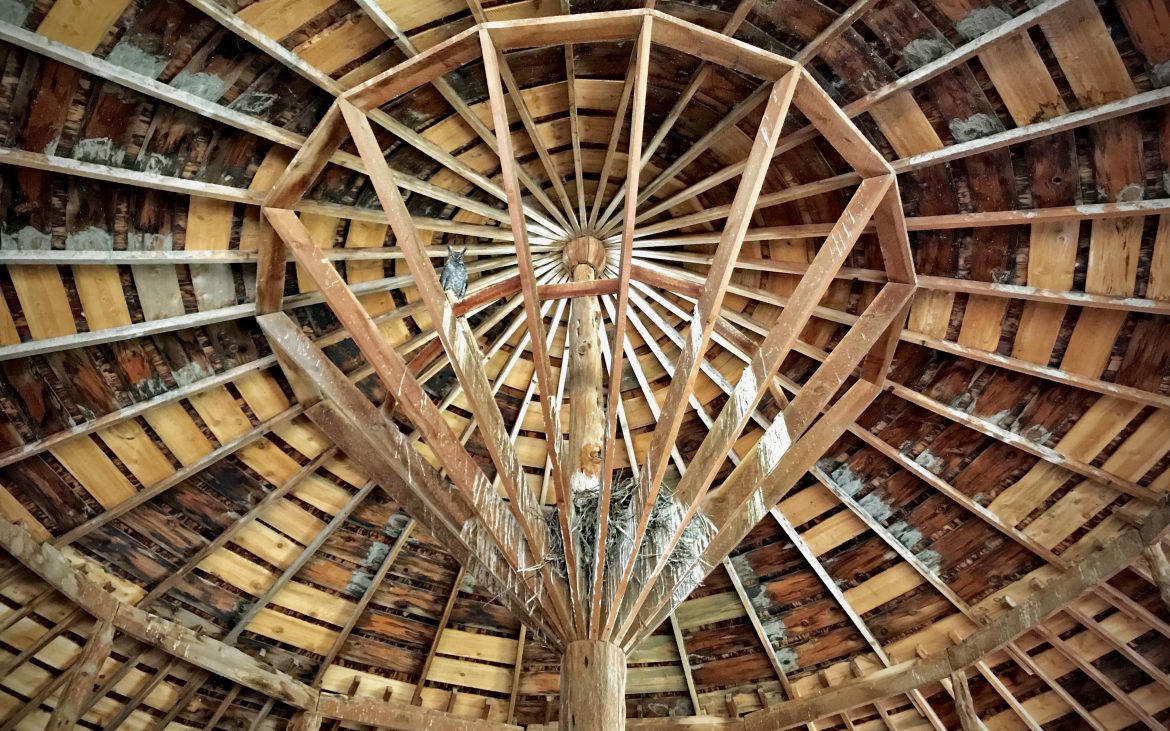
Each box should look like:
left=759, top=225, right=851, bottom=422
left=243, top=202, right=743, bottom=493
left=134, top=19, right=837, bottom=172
left=0, top=517, right=529, bottom=729
left=312, top=518, right=415, bottom=687
left=741, top=497, right=1170, bottom=729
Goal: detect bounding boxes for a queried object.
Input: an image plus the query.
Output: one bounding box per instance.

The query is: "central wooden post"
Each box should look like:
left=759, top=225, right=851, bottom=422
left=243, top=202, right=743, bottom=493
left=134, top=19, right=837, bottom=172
left=559, top=238, right=626, bottom=729
left=561, top=640, right=627, bottom=729
left=563, top=236, right=607, bottom=490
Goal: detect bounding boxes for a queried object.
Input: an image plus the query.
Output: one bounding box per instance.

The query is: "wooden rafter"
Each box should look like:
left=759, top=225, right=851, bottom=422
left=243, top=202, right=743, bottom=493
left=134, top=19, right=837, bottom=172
left=338, top=100, right=573, bottom=633
left=478, top=27, right=585, bottom=634
left=606, top=71, right=800, bottom=637
left=316, top=532, right=416, bottom=686
left=615, top=175, right=898, bottom=640
left=625, top=380, right=882, bottom=649
left=257, top=312, right=563, bottom=643
left=770, top=509, right=945, bottom=730
left=589, top=16, right=653, bottom=636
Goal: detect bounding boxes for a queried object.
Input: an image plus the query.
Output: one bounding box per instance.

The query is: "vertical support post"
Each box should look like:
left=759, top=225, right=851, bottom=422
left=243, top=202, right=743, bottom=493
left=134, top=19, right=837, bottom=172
left=564, top=236, right=607, bottom=486
left=560, top=640, right=626, bottom=730
left=563, top=235, right=608, bottom=624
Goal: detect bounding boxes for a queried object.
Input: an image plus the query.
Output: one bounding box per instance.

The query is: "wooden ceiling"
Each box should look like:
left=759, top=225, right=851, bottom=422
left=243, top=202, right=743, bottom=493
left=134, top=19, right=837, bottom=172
left=0, top=0, right=1169, bottom=729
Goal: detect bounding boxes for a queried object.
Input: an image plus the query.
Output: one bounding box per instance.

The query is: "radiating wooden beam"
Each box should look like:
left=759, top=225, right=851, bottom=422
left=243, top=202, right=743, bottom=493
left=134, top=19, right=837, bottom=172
left=587, top=1, right=656, bottom=228
left=338, top=101, right=571, bottom=632
left=973, top=660, right=1043, bottom=731
left=770, top=508, right=944, bottom=731
left=591, top=17, right=653, bottom=637
left=53, top=406, right=302, bottom=547
left=594, top=0, right=753, bottom=235
left=608, top=71, right=799, bottom=637
left=141, top=447, right=339, bottom=608
left=258, top=312, right=562, bottom=642
left=357, top=0, right=566, bottom=236
left=616, top=180, right=899, bottom=639
left=1062, top=606, right=1170, bottom=694
left=479, top=27, right=583, bottom=634
left=624, top=380, right=881, bottom=648
left=600, top=80, right=774, bottom=230
left=46, top=618, right=116, bottom=731
left=633, top=0, right=1074, bottom=221
left=506, top=625, right=527, bottom=725
left=200, top=684, right=242, bottom=731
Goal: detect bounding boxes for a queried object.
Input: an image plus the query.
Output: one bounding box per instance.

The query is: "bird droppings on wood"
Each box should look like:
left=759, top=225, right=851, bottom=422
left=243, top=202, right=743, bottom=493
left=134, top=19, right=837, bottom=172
left=900, top=37, right=951, bottom=70
left=106, top=38, right=170, bottom=79
left=172, top=70, right=229, bottom=102
left=949, top=113, right=1006, bottom=143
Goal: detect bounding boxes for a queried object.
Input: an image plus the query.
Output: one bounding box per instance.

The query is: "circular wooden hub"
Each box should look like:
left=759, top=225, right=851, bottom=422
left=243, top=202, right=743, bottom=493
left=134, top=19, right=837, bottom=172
left=563, top=235, right=608, bottom=278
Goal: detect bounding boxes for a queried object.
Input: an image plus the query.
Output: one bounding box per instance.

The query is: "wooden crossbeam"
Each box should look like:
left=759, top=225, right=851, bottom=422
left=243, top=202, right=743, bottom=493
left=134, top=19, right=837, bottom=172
left=0, top=22, right=512, bottom=232
left=258, top=312, right=562, bottom=643
left=479, top=27, right=584, bottom=634
left=814, top=462, right=1102, bottom=729
left=607, top=71, right=800, bottom=637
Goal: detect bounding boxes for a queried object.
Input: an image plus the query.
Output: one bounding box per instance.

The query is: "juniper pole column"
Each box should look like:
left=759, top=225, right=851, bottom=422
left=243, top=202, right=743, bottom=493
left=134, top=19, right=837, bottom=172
left=560, top=235, right=627, bottom=728
left=561, top=639, right=627, bottom=729
left=563, top=235, right=608, bottom=499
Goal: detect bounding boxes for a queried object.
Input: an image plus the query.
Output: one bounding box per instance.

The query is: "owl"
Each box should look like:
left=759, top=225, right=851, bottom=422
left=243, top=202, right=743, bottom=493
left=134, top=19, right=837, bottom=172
left=439, top=244, right=468, bottom=299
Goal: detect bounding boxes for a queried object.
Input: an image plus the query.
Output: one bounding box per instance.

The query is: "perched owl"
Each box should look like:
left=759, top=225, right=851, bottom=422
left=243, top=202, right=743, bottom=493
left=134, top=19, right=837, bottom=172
left=439, top=244, right=468, bottom=299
